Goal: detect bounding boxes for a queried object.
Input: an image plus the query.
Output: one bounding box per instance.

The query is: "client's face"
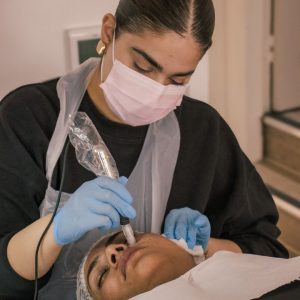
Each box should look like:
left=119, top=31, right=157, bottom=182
left=85, top=232, right=195, bottom=300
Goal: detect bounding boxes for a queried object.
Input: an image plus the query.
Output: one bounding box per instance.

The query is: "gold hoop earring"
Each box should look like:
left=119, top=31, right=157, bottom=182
left=96, top=40, right=106, bottom=57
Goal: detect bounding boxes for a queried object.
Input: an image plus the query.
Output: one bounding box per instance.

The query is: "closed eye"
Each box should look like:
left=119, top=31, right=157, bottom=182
left=133, top=62, right=153, bottom=74
left=98, top=267, right=109, bottom=289
left=134, top=63, right=185, bottom=85
left=171, top=80, right=184, bottom=86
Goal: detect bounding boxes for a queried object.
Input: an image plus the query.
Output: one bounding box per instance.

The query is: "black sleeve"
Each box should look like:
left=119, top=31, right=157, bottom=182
left=167, top=98, right=288, bottom=258
left=214, top=116, right=288, bottom=257
left=224, top=167, right=288, bottom=257
left=0, top=82, right=59, bottom=298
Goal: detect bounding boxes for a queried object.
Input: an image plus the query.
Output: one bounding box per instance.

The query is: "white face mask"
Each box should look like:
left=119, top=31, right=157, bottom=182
left=100, top=32, right=188, bottom=126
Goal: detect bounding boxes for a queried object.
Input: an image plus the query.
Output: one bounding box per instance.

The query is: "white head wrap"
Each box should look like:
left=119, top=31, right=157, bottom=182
left=76, top=255, right=93, bottom=300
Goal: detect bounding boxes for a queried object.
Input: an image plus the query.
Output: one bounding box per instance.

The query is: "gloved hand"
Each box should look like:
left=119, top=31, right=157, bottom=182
left=53, top=176, right=136, bottom=245
left=163, top=207, right=211, bottom=250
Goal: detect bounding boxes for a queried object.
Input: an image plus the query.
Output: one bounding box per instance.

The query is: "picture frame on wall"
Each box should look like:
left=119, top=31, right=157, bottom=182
left=66, top=25, right=100, bottom=71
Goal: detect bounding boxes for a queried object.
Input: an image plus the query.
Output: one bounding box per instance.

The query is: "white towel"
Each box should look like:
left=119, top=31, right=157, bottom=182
left=167, top=237, right=205, bottom=265
left=130, top=251, right=300, bottom=300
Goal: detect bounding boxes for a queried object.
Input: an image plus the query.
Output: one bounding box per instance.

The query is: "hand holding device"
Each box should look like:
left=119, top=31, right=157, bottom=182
left=53, top=176, right=136, bottom=245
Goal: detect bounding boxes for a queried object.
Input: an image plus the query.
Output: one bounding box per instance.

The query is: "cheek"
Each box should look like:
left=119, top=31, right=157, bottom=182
left=100, top=255, right=178, bottom=300
left=101, top=274, right=125, bottom=300
left=131, top=254, right=176, bottom=289
left=113, top=40, right=133, bottom=68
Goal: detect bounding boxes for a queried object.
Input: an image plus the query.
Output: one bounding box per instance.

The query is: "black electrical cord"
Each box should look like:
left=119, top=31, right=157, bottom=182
left=33, top=140, right=70, bottom=300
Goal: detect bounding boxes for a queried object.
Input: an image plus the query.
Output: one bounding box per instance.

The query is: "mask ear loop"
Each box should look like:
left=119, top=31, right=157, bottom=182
left=100, top=54, right=105, bottom=83
left=112, top=28, right=116, bottom=64
left=100, top=28, right=116, bottom=83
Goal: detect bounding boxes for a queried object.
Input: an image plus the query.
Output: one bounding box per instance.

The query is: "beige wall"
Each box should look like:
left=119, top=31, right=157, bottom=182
left=210, top=0, right=300, bottom=159
left=1, top=0, right=279, bottom=163
left=0, top=0, right=119, bottom=99
left=0, top=0, right=209, bottom=102
left=209, top=0, right=271, bottom=162
left=273, top=0, right=300, bottom=111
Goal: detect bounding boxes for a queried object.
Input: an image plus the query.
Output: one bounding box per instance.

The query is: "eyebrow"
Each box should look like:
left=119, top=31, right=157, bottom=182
left=131, top=47, right=195, bottom=77
left=87, top=255, right=99, bottom=291
left=132, top=47, right=163, bottom=71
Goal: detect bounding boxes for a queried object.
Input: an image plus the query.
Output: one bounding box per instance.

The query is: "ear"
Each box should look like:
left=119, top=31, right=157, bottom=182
left=100, top=13, right=116, bottom=47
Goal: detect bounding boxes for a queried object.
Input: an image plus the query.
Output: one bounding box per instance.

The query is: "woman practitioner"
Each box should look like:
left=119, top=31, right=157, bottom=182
left=0, top=0, right=288, bottom=299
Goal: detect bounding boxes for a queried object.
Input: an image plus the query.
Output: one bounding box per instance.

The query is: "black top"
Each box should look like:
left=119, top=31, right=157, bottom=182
left=0, top=79, right=288, bottom=299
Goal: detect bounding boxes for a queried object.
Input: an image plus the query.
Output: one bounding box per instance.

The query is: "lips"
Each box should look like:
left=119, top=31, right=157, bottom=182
left=119, top=246, right=144, bottom=279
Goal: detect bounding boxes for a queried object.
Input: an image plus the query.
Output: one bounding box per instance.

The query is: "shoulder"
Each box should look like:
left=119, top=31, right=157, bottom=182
left=0, top=79, right=60, bottom=137
left=176, top=95, right=226, bottom=135
left=176, top=95, right=244, bottom=156
left=179, top=95, right=219, bottom=114
left=176, top=96, right=224, bottom=126
left=1, top=78, right=60, bottom=112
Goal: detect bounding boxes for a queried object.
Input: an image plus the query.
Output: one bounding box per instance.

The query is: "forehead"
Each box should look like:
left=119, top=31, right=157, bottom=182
left=116, top=30, right=203, bottom=71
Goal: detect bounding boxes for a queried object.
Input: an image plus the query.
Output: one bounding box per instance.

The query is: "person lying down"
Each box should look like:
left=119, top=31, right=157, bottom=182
left=76, top=231, right=205, bottom=300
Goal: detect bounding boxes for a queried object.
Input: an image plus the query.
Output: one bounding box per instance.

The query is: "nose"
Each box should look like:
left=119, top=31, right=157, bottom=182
left=147, top=72, right=171, bottom=86
left=105, top=244, right=128, bottom=268
left=155, top=74, right=168, bottom=86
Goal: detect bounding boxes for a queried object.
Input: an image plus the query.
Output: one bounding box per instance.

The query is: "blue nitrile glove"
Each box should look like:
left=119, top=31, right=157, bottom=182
left=53, top=176, right=136, bottom=245
left=163, top=207, right=211, bottom=250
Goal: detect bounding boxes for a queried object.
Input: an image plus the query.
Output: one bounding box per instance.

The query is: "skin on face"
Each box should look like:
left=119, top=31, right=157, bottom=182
left=87, top=14, right=204, bottom=124
left=85, top=232, right=195, bottom=300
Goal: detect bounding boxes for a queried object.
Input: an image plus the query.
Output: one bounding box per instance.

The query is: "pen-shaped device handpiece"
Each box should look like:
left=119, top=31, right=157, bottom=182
left=93, top=145, right=136, bottom=246
left=69, top=112, right=136, bottom=246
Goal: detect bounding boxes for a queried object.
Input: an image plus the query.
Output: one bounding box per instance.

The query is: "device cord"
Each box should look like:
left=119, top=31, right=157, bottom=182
left=33, top=140, right=70, bottom=300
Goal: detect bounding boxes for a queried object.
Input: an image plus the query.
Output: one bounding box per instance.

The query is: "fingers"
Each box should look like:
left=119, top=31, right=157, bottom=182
left=174, top=213, right=188, bottom=241
left=164, top=209, right=189, bottom=241
left=92, top=176, right=133, bottom=204
left=80, top=176, right=136, bottom=219
left=81, top=214, right=113, bottom=232
left=195, top=215, right=209, bottom=229
left=187, top=224, right=197, bottom=249
left=117, top=176, right=128, bottom=185
left=85, top=202, right=121, bottom=229
left=196, top=216, right=211, bottom=250
left=163, top=209, right=179, bottom=239
left=88, top=192, right=136, bottom=220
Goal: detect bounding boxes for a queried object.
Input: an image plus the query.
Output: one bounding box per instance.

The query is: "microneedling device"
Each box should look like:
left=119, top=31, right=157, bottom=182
left=93, top=144, right=136, bottom=246
left=69, top=112, right=136, bottom=246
